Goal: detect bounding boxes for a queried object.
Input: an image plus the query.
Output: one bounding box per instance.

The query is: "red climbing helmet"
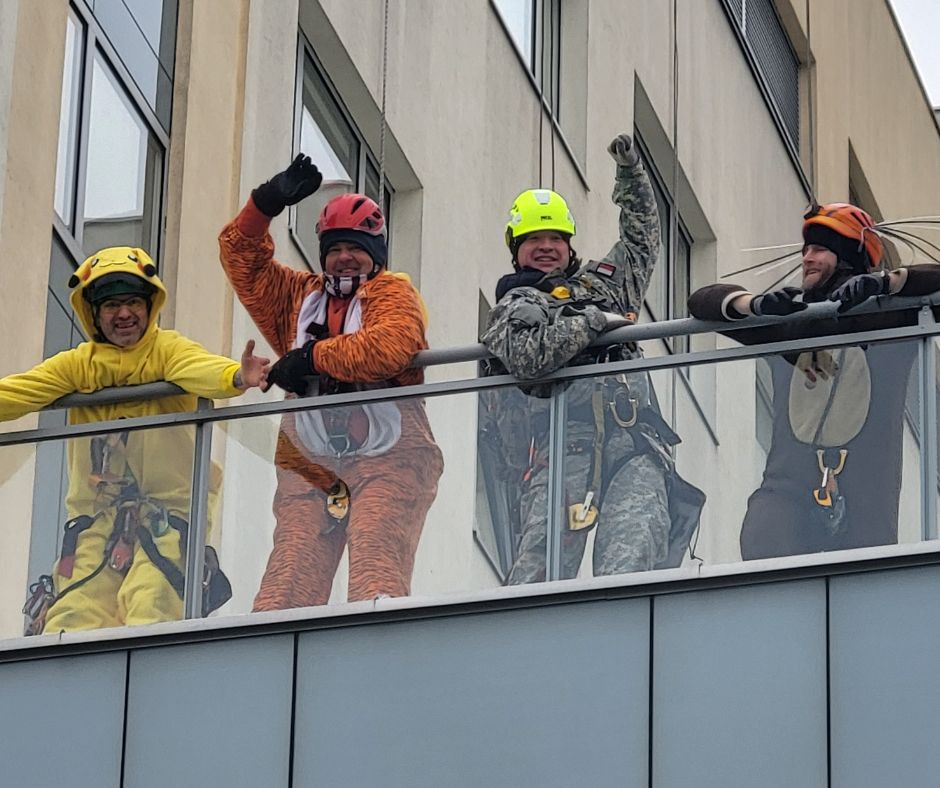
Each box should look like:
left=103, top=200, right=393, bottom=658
left=316, top=193, right=387, bottom=240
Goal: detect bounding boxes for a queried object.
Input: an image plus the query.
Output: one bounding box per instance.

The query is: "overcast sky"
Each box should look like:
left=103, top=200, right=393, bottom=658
left=890, top=0, right=940, bottom=107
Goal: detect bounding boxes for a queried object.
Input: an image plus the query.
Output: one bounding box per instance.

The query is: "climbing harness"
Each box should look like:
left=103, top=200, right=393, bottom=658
left=813, top=447, right=848, bottom=536
left=22, top=433, right=233, bottom=635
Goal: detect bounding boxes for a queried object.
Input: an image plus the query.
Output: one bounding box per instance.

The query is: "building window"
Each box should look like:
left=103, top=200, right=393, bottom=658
left=293, top=43, right=393, bottom=269
left=492, top=0, right=561, bottom=117
left=636, top=136, right=692, bottom=355
left=723, top=0, right=800, bottom=152
left=53, top=1, right=171, bottom=260
left=31, top=0, right=176, bottom=602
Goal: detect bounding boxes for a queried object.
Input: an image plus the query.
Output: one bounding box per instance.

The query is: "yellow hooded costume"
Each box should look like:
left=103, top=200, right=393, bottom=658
left=0, top=247, right=243, bottom=632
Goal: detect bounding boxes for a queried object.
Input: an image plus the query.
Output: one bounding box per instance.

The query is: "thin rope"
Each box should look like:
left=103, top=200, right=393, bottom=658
left=378, top=0, right=390, bottom=208
left=549, top=0, right=556, bottom=190
left=805, top=0, right=817, bottom=204
left=670, top=0, right=680, bottom=430
left=536, top=4, right=545, bottom=187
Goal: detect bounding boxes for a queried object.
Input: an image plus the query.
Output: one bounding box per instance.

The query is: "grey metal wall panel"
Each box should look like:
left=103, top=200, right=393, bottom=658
left=123, top=634, right=294, bottom=788
left=653, top=580, right=827, bottom=788
left=294, top=600, right=650, bottom=788
left=0, top=652, right=125, bottom=788
left=829, top=566, right=940, bottom=787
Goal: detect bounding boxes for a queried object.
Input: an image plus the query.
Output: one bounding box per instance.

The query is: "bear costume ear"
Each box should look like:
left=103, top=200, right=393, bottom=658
left=142, top=263, right=157, bottom=276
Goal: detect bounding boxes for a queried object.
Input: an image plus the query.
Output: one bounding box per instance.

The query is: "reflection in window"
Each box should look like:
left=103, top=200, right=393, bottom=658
left=92, top=0, right=177, bottom=129
left=82, top=55, right=163, bottom=255
left=54, top=10, right=83, bottom=226
left=293, top=48, right=392, bottom=268
left=492, top=0, right=560, bottom=116
left=493, top=0, right=534, bottom=70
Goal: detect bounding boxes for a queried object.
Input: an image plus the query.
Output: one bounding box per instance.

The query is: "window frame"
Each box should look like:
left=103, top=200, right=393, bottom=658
left=491, top=0, right=562, bottom=120
left=290, top=36, right=394, bottom=272
left=718, top=0, right=810, bottom=195
left=635, top=133, right=693, bottom=356
left=54, top=0, right=170, bottom=267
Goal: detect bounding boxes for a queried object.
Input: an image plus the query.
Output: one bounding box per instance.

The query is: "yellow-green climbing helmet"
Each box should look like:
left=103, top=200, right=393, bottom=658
left=504, top=189, right=576, bottom=249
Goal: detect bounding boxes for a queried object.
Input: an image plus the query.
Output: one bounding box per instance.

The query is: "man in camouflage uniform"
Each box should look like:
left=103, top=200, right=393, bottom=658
left=481, top=133, right=675, bottom=583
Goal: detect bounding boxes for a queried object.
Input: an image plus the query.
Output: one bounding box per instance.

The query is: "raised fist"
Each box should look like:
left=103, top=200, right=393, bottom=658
left=607, top=133, right=638, bottom=167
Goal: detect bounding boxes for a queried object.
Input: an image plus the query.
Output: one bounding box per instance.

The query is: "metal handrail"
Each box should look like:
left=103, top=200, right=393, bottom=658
left=48, top=292, right=940, bottom=410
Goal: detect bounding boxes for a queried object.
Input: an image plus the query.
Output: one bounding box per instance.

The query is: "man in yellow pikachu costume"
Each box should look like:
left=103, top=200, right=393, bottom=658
left=0, top=247, right=269, bottom=634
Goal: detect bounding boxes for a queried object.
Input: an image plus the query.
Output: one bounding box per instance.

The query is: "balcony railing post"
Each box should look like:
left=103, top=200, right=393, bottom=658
left=918, top=308, right=938, bottom=540
left=545, top=382, right=568, bottom=582
left=183, top=400, right=214, bottom=619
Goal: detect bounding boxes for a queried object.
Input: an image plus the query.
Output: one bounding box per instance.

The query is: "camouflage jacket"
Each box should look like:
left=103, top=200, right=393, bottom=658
left=481, top=155, right=660, bottom=382
left=479, top=156, right=662, bottom=474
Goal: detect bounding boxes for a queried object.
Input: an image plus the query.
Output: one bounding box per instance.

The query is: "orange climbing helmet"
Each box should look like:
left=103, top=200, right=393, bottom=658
left=802, top=202, right=884, bottom=271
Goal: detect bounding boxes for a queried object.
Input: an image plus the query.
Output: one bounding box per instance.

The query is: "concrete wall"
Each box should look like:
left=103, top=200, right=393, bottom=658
left=0, top=0, right=68, bottom=638
left=810, top=0, right=940, bottom=218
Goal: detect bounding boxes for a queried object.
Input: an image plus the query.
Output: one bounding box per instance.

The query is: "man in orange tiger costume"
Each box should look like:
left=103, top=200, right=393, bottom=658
left=219, top=154, right=443, bottom=609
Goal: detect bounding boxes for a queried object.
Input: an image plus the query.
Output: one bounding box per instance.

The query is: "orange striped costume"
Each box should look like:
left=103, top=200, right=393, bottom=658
left=219, top=201, right=443, bottom=609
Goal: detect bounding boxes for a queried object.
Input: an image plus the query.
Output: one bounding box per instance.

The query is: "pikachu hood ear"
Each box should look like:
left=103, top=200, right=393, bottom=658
left=68, top=247, right=166, bottom=339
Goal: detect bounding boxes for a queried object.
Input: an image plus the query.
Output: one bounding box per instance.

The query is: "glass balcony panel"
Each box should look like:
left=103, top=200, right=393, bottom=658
left=10, top=423, right=197, bottom=642
left=613, top=337, right=923, bottom=571
left=212, top=384, right=543, bottom=616
left=0, top=331, right=932, bottom=644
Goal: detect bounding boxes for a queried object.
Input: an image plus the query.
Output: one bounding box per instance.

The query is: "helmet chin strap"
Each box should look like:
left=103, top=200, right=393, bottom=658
left=324, top=264, right=382, bottom=298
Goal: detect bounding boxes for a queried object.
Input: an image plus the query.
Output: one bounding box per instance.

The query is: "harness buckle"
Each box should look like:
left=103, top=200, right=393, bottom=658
left=609, top=390, right=638, bottom=428
left=568, top=491, right=599, bottom=531
left=23, top=575, right=55, bottom=636
left=321, top=479, right=351, bottom=534
left=813, top=449, right=848, bottom=508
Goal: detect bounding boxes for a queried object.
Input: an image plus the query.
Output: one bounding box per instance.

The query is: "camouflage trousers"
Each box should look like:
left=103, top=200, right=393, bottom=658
left=507, top=425, right=670, bottom=585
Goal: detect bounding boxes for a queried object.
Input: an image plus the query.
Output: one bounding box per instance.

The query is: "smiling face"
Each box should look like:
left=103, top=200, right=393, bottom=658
left=516, top=231, right=570, bottom=274
left=323, top=241, right=374, bottom=277
left=801, top=243, right=839, bottom=292
left=96, top=295, right=149, bottom=347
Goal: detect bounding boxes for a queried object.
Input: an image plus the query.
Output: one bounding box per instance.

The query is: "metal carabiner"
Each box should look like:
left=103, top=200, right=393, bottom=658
left=608, top=378, right=639, bottom=428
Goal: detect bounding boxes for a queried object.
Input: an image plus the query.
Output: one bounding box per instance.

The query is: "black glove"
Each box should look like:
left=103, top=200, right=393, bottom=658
left=251, top=154, right=323, bottom=218
left=265, top=340, right=317, bottom=395
left=750, top=287, right=807, bottom=317
left=607, top=133, right=639, bottom=167
left=828, top=272, right=890, bottom=314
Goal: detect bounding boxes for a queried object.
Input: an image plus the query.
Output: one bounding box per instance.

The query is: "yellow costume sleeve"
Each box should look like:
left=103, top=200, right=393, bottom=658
left=0, top=351, right=80, bottom=422
left=157, top=331, right=243, bottom=399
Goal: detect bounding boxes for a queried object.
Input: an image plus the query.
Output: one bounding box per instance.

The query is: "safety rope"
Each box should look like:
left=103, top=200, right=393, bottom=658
left=670, top=0, right=680, bottom=432
left=805, top=0, right=817, bottom=205
left=378, top=0, right=390, bottom=208
left=548, top=0, right=556, bottom=191
left=536, top=4, right=545, bottom=188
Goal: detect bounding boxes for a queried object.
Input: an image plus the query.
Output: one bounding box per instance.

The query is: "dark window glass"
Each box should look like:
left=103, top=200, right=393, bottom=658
left=293, top=49, right=393, bottom=268
left=54, top=10, right=84, bottom=227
